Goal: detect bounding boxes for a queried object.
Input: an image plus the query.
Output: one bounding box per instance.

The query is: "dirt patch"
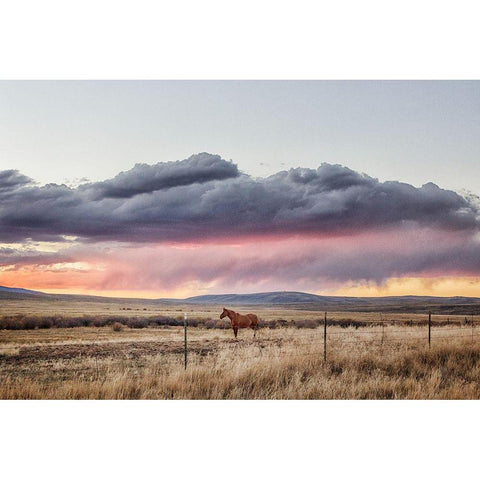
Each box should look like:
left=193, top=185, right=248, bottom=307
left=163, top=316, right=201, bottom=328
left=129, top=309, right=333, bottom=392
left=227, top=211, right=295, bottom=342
left=0, top=337, right=282, bottom=365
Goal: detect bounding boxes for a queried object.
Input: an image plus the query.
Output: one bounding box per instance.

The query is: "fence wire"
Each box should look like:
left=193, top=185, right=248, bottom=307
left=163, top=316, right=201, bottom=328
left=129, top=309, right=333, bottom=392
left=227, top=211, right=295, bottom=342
left=179, top=324, right=480, bottom=363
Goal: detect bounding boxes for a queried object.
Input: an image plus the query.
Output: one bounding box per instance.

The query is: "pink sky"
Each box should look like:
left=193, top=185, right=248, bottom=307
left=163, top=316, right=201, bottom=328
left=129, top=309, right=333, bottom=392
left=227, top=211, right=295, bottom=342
left=3, top=227, right=480, bottom=298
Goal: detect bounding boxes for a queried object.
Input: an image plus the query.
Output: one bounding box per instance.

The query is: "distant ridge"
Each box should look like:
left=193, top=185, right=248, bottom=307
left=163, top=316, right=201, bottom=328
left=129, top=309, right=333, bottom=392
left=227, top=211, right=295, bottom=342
left=184, top=291, right=326, bottom=304
left=0, top=285, right=46, bottom=296
left=183, top=290, right=480, bottom=306
left=1, top=286, right=480, bottom=312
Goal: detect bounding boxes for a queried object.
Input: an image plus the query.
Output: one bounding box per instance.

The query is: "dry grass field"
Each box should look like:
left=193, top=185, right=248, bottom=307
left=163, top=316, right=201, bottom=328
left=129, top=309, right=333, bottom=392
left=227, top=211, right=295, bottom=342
left=2, top=307, right=480, bottom=399
left=1, top=296, right=472, bottom=321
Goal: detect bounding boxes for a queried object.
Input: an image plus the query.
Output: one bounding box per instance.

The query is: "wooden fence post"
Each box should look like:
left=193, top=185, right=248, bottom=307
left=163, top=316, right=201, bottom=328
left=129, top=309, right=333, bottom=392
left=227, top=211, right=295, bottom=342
left=381, top=321, right=385, bottom=345
left=324, top=311, right=327, bottom=362
left=184, top=312, right=188, bottom=370
left=428, top=311, right=431, bottom=348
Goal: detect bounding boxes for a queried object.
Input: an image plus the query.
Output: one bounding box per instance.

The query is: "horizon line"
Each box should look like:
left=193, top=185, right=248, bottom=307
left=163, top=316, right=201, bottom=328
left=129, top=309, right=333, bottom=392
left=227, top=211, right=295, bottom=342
left=1, top=285, right=479, bottom=301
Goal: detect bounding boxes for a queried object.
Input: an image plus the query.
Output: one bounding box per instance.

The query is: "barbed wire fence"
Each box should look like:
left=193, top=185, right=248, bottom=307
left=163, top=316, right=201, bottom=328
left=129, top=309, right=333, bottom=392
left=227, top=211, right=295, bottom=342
left=17, top=311, right=472, bottom=372
left=180, top=311, right=479, bottom=369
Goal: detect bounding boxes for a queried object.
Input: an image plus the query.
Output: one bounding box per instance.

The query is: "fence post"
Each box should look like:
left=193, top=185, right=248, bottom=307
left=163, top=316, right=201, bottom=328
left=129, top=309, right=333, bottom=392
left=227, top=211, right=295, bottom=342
left=323, top=311, right=327, bottom=362
left=184, top=312, right=188, bottom=370
left=381, top=321, right=385, bottom=345
left=472, top=315, right=474, bottom=344
left=428, top=311, right=431, bottom=348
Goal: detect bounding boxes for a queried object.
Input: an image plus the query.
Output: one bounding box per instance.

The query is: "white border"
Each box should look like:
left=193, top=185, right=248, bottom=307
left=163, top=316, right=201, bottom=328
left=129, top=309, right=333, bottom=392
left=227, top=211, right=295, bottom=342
left=1, top=1, right=479, bottom=478
left=0, top=0, right=479, bottom=79
left=1, top=400, right=479, bottom=480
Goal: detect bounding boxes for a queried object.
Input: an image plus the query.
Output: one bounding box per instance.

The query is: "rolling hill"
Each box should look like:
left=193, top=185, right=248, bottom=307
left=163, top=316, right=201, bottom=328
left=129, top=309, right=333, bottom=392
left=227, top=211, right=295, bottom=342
left=1, top=285, right=480, bottom=313
left=184, top=291, right=329, bottom=304
left=0, top=286, right=48, bottom=299
left=184, top=291, right=480, bottom=306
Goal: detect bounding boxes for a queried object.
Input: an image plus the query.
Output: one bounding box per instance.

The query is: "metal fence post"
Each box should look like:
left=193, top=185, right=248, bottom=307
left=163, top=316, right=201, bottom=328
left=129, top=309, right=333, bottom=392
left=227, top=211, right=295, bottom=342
left=184, top=312, right=188, bottom=370
left=324, top=311, right=327, bottom=362
left=428, top=312, right=431, bottom=348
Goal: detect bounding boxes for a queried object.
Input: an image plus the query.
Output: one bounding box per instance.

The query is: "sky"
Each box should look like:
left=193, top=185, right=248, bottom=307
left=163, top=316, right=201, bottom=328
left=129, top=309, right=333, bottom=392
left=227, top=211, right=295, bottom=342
left=1, top=80, right=480, bottom=298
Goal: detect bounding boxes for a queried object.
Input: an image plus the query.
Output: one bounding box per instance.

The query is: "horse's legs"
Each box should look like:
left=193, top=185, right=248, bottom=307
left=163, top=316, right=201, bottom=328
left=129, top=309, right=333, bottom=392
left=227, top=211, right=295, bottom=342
left=233, top=326, right=238, bottom=338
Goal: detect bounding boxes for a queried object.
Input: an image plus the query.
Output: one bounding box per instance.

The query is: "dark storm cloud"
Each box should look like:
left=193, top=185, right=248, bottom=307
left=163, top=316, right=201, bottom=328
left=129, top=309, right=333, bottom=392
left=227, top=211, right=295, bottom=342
left=0, top=170, right=33, bottom=193
left=0, top=153, right=478, bottom=243
left=84, top=153, right=239, bottom=199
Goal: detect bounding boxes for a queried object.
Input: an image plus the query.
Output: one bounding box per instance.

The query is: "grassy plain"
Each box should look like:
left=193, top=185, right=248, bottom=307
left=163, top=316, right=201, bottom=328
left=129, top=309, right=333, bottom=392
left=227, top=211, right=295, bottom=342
left=1, top=296, right=480, bottom=399
left=0, top=296, right=472, bottom=322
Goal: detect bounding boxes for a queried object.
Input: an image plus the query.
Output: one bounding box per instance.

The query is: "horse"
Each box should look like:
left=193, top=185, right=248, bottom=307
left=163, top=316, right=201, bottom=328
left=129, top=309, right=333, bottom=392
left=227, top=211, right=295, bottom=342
left=220, top=307, right=259, bottom=338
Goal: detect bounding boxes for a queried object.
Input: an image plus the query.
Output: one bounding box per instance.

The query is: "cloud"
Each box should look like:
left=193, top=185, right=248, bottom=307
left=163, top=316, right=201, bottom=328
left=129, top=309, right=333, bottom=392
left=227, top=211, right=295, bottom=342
left=5, top=229, right=480, bottom=296
left=0, top=153, right=478, bottom=244
left=0, top=170, right=33, bottom=193
left=84, top=152, right=239, bottom=199
left=0, top=245, right=74, bottom=267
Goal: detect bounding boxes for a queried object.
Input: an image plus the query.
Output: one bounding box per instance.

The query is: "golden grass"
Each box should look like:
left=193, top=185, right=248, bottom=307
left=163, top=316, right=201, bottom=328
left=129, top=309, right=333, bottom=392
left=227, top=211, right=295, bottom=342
left=1, top=324, right=480, bottom=399
left=0, top=297, right=469, bottom=323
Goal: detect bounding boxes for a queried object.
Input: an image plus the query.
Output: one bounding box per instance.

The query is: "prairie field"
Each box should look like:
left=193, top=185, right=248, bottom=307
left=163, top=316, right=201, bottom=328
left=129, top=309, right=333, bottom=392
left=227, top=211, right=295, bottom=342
left=1, top=300, right=480, bottom=399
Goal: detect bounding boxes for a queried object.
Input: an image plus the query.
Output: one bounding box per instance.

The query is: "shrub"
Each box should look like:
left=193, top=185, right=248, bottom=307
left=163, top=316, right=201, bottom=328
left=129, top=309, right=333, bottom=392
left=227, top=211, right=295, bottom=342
left=81, top=316, right=95, bottom=327
left=127, top=318, right=148, bottom=329
left=93, top=318, right=108, bottom=328
left=38, top=318, right=53, bottom=329
left=1, top=317, right=23, bottom=330
left=22, top=318, right=37, bottom=330
left=295, top=320, right=318, bottom=329
left=329, top=319, right=367, bottom=329
left=112, top=322, right=123, bottom=332
left=166, top=317, right=182, bottom=326
left=55, top=317, right=85, bottom=328
left=216, top=320, right=230, bottom=329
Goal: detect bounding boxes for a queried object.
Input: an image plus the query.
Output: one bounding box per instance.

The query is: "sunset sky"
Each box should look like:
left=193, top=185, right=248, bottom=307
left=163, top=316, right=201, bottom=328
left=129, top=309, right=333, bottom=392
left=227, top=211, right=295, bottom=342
left=1, top=80, right=480, bottom=298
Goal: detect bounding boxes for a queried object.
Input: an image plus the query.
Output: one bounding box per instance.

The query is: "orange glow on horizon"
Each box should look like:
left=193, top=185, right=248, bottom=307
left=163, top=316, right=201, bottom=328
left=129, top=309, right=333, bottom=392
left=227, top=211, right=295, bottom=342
left=7, top=276, right=480, bottom=299
left=39, top=288, right=167, bottom=299
left=332, top=276, right=480, bottom=298
left=2, top=228, right=480, bottom=299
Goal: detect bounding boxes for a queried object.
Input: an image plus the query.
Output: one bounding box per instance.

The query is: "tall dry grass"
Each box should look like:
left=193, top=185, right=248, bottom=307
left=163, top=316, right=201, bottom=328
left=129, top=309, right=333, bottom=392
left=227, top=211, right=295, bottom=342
left=2, top=325, right=480, bottom=399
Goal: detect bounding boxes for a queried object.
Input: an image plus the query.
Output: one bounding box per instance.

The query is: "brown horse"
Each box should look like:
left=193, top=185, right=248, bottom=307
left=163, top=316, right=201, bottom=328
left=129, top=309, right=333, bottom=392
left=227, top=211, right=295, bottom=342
left=220, top=307, right=259, bottom=338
